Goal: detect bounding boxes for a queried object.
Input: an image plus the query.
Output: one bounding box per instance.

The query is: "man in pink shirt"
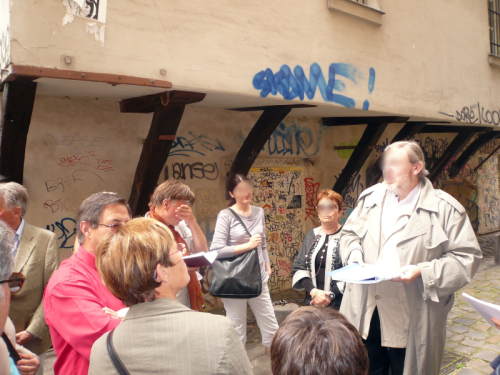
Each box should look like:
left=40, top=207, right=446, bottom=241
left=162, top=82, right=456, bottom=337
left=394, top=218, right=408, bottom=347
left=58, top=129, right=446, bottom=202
left=44, top=192, right=131, bottom=375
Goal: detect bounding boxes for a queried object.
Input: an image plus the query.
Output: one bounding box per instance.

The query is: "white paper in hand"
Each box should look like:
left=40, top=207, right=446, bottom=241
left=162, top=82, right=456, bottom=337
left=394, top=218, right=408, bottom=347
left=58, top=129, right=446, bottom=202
left=327, top=263, right=402, bottom=284
left=462, top=293, right=500, bottom=329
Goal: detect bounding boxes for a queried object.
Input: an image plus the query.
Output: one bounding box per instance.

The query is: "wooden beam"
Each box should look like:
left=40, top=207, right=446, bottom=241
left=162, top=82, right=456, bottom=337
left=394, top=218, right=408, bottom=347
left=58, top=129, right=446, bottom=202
left=226, top=106, right=294, bottom=198
left=229, top=104, right=316, bottom=112
left=365, top=121, right=427, bottom=187
left=427, top=131, right=477, bottom=183
left=0, top=81, right=37, bottom=183
left=421, top=125, right=492, bottom=133
left=127, top=91, right=206, bottom=215
left=120, top=91, right=205, bottom=113
left=448, top=131, right=500, bottom=178
left=333, top=122, right=389, bottom=197
left=1, top=64, right=173, bottom=89
left=322, top=116, right=408, bottom=126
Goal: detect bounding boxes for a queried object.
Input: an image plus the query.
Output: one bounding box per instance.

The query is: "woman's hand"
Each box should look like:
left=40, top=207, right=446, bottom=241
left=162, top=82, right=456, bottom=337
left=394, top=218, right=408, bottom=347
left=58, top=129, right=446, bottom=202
left=265, top=262, right=272, bottom=278
left=16, top=347, right=40, bottom=375
left=248, top=234, right=262, bottom=249
left=103, top=307, right=123, bottom=320
left=310, top=289, right=331, bottom=307
left=492, top=317, right=500, bottom=330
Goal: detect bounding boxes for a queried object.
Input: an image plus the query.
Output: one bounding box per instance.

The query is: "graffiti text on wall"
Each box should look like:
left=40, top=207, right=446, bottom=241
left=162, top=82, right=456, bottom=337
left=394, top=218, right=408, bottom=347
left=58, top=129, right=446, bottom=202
left=253, top=63, right=375, bottom=110
left=42, top=132, right=108, bottom=150
left=264, top=122, right=322, bottom=157
left=305, top=177, right=320, bottom=226
left=46, top=217, right=77, bottom=249
left=169, top=132, right=225, bottom=158
left=164, top=162, right=219, bottom=181
left=440, top=103, right=500, bottom=125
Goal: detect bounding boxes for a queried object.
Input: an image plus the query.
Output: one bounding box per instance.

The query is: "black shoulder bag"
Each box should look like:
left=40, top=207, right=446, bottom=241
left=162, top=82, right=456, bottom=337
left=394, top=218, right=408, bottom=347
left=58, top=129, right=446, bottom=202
left=106, top=329, right=130, bottom=375
left=209, top=208, right=262, bottom=299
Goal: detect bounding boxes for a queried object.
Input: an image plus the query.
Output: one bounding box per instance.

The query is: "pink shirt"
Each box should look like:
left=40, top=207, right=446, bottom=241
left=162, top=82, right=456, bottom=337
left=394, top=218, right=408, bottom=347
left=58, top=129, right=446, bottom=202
left=44, top=246, right=125, bottom=375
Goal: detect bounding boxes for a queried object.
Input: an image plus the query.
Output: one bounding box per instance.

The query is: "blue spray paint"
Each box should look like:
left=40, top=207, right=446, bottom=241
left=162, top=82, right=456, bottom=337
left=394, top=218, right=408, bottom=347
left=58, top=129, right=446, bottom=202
left=264, top=122, right=323, bottom=157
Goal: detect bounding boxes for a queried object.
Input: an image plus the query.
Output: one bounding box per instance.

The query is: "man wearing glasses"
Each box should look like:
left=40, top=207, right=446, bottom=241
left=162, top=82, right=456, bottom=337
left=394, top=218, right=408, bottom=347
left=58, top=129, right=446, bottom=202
left=44, top=192, right=131, bottom=375
left=0, top=182, right=59, bottom=374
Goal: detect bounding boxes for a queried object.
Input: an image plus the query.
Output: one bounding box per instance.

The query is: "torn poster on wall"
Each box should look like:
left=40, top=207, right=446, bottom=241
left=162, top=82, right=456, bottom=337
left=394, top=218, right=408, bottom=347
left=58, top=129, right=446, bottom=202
left=63, top=0, right=107, bottom=24
left=249, top=166, right=305, bottom=293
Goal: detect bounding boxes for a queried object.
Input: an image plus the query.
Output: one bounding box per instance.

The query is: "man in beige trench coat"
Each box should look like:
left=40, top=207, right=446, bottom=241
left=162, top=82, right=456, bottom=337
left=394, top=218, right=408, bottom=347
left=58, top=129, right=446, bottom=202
left=340, top=141, right=482, bottom=375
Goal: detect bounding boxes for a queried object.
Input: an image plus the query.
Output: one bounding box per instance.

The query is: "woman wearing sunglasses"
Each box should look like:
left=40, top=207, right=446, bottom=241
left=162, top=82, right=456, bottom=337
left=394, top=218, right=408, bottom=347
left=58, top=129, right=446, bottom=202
left=292, top=189, right=345, bottom=310
left=0, top=220, right=40, bottom=375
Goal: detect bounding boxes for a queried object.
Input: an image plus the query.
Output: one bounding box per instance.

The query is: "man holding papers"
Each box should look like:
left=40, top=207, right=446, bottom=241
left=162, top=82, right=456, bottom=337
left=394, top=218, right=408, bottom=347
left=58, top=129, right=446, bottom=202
left=340, top=141, right=482, bottom=375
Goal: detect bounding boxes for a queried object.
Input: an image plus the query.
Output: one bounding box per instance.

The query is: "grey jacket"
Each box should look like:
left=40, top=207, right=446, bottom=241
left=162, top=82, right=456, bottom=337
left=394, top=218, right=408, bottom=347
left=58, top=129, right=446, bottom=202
left=89, top=298, right=252, bottom=375
left=340, top=178, right=482, bottom=375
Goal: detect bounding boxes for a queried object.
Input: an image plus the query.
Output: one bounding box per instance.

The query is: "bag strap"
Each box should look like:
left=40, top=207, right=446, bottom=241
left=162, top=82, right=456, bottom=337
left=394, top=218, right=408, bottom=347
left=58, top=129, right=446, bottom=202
left=106, top=329, right=130, bottom=375
left=1, top=332, right=20, bottom=364
left=227, top=208, right=252, bottom=237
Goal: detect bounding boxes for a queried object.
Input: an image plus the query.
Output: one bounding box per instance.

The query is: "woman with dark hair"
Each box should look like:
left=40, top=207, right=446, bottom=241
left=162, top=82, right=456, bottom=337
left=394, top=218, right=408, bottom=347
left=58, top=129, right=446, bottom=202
left=292, top=189, right=345, bottom=309
left=210, top=174, right=278, bottom=354
left=271, top=306, right=369, bottom=375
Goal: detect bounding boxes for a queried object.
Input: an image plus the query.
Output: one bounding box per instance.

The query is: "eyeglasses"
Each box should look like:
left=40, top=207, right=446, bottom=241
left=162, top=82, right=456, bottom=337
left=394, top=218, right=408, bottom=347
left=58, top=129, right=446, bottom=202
left=316, top=204, right=338, bottom=212
left=153, top=243, right=188, bottom=280
left=97, top=222, right=126, bottom=231
left=0, top=273, right=25, bottom=294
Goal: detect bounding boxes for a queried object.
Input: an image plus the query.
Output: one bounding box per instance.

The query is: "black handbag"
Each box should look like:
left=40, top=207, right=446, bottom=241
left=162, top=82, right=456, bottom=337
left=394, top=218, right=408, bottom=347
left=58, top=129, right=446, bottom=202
left=106, top=329, right=130, bottom=375
left=209, top=208, right=262, bottom=299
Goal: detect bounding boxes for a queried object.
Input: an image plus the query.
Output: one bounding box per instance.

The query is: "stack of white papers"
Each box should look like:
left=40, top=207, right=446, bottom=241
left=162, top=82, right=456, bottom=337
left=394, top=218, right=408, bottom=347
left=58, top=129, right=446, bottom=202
left=462, top=293, right=500, bottom=328
left=327, top=263, right=402, bottom=284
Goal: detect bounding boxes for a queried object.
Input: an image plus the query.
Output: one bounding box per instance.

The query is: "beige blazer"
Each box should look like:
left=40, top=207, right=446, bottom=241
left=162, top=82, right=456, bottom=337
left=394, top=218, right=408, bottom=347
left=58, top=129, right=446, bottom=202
left=89, top=298, right=253, bottom=375
left=340, top=178, right=482, bottom=375
left=9, top=222, right=59, bottom=355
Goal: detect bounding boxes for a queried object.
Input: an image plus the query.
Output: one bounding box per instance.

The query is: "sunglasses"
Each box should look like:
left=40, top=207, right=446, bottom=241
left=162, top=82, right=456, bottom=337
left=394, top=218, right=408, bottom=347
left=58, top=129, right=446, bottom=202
left=0, top=273, right=25, bottom=294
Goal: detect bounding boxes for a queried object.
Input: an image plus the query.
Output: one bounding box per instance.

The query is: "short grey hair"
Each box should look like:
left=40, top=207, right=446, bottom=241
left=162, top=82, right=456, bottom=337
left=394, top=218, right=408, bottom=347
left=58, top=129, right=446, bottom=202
left=0, top=182, right=29, bottom=217
left=76, top=192, right=132, bottom=244
left=384, top=140, right=429, bottom=180
left=0, top=219, right=15, bottom=301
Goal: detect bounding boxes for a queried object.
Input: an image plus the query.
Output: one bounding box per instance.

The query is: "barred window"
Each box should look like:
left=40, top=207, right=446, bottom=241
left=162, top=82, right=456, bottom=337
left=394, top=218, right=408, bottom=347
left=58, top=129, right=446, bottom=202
left=490, top=0, right=500, bottom=56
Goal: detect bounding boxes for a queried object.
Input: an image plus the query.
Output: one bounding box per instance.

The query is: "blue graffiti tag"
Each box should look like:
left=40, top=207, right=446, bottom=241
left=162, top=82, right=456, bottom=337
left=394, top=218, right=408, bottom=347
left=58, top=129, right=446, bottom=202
left=264, top=122, right=322, bottom=156
left=46, top=217, right=77, bottom=249
left=169, top=132, right=225, bottom=158
left=252, top=63, right=375, bottom=110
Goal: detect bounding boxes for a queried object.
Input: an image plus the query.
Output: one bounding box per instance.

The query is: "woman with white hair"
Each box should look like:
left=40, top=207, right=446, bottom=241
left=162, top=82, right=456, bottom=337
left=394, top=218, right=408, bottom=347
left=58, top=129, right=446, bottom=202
left=0, top=219, right=40, bottom=375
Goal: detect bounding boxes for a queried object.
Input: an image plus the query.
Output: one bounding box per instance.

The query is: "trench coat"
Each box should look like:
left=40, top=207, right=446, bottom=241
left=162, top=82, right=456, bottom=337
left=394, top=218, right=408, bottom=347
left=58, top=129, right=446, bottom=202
left=340, top=178, right=482, bottom=375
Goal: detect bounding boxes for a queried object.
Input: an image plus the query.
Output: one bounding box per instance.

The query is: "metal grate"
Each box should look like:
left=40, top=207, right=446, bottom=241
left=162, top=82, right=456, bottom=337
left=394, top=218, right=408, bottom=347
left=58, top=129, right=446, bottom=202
left=489, top=0, right=500, bottom=56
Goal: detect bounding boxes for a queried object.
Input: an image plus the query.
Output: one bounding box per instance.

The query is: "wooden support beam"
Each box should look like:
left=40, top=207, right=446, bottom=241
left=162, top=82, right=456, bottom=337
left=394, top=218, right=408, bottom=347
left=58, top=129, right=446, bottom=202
left=333, top=122, right=389, bottom=197
left=322, top=116, right=408, bottom=126
left=0, top=81, right=37, bottom=183
left=226, top=106, right=294, bottom=197
left=448, top=131, right=500, bottom=178
left=421, top=125, right=492, bottom=133
left=427, top=131, right=477, bottom=183
left=229, top=104, right=316, bottom=112
left=126, top=91, right=206, bottom=216
left=365, top=121, right=426, bottom=187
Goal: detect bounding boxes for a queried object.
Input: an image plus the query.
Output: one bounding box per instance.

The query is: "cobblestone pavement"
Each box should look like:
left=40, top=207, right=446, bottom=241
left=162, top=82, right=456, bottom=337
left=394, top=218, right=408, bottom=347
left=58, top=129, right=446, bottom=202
left=42, top=255, right=499, bottom=375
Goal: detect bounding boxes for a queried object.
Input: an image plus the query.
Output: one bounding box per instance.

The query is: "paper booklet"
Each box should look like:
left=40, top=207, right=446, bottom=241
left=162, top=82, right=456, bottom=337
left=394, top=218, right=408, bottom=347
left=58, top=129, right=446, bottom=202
left=182, top=251, right=218, bottom=268
left=462, top=293, right=500, bottom=328
left=327, top=263, right=402, bottom=284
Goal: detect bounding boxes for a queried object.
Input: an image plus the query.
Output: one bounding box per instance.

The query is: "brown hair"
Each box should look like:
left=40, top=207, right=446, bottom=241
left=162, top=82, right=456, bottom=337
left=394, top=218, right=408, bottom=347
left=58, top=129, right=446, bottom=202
left=271, top=306, right=369, bottom=375
left=150, top=179, right=195, bottom=207
left=227, top=173, right=253, bottom=206
left=317, top=189, right=343, bottom=212
left=96, top=218, right=175, bottom=307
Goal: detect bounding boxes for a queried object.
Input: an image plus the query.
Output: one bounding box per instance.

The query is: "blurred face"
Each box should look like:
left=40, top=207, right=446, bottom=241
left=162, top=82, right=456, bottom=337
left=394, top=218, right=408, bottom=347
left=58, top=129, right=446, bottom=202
left=0, top=198, right=21, bottom=231
left=382, top=147, right=421, bottom=195
left=317, top=198, right=342, bottom=227
left=82, top=203, right=131, bottom=255
left=230, top=181, right=253, bottom=205
left=164, top=242, right=190, bottom=294
left=154, top=200, right=190, bottom=227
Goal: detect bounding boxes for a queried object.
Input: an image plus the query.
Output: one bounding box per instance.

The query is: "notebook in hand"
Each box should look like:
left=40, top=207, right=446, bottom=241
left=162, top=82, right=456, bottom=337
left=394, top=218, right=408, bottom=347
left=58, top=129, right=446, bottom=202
left=183, top=251, right=218, bottom=268
left=327, top=263, right=402, bottom=284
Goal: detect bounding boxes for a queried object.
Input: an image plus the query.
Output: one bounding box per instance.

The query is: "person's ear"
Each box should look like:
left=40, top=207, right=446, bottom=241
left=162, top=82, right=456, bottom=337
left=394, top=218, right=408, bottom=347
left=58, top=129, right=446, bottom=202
left=80, top=221, right=92, bottom=239
left=229, top=192, right=235, bottom=199
left=162, top=200, right=170, bottom=210
left=155, top=263, right=169, bottom=283
left=13, top=206, right=21, bottom=218
left=413, top=162, right=423, bottom=176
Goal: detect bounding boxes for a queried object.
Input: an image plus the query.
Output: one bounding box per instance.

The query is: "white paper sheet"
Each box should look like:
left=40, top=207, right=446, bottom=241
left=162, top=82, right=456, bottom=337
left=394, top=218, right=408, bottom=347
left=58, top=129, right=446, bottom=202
left=462, top=293, right=500, bottom=328
left=327, top=263, right=402, bottom=284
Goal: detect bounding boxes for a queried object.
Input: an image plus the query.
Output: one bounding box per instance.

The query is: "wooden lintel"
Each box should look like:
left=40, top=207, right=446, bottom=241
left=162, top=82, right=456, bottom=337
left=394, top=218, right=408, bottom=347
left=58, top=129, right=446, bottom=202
left=0, top=81, right=37, bottom=183
left=1, top=64, right=173, bottom=89
left=421, top=125, right=493, bottom=133
left=226, top=106, right=294, bottom=198
left=322, top=116, right=408, bottom=126
left=120, top=90, right=206, bottom=113
left=333, top=122, right=388, bottom=197
left=229, top=104, right=316, bottom=112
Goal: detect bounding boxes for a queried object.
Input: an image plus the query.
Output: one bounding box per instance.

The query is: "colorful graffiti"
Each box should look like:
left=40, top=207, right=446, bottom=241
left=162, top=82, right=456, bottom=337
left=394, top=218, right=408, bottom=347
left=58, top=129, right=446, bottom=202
left=304, top=177, right=320, bottom=226
left=253, top=63, right=375, bottom=110
left=263, top=122, right=322, bottom=157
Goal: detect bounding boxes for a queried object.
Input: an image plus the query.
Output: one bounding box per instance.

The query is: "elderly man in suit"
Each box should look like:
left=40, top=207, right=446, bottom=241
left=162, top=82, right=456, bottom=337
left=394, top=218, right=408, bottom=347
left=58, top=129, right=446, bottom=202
left=0, top=182, right=59, bottom=374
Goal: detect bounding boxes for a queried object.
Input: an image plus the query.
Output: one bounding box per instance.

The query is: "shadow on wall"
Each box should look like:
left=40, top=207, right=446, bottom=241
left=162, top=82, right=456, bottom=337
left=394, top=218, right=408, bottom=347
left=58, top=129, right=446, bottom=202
left=441, top=180, right=479, bottom=232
